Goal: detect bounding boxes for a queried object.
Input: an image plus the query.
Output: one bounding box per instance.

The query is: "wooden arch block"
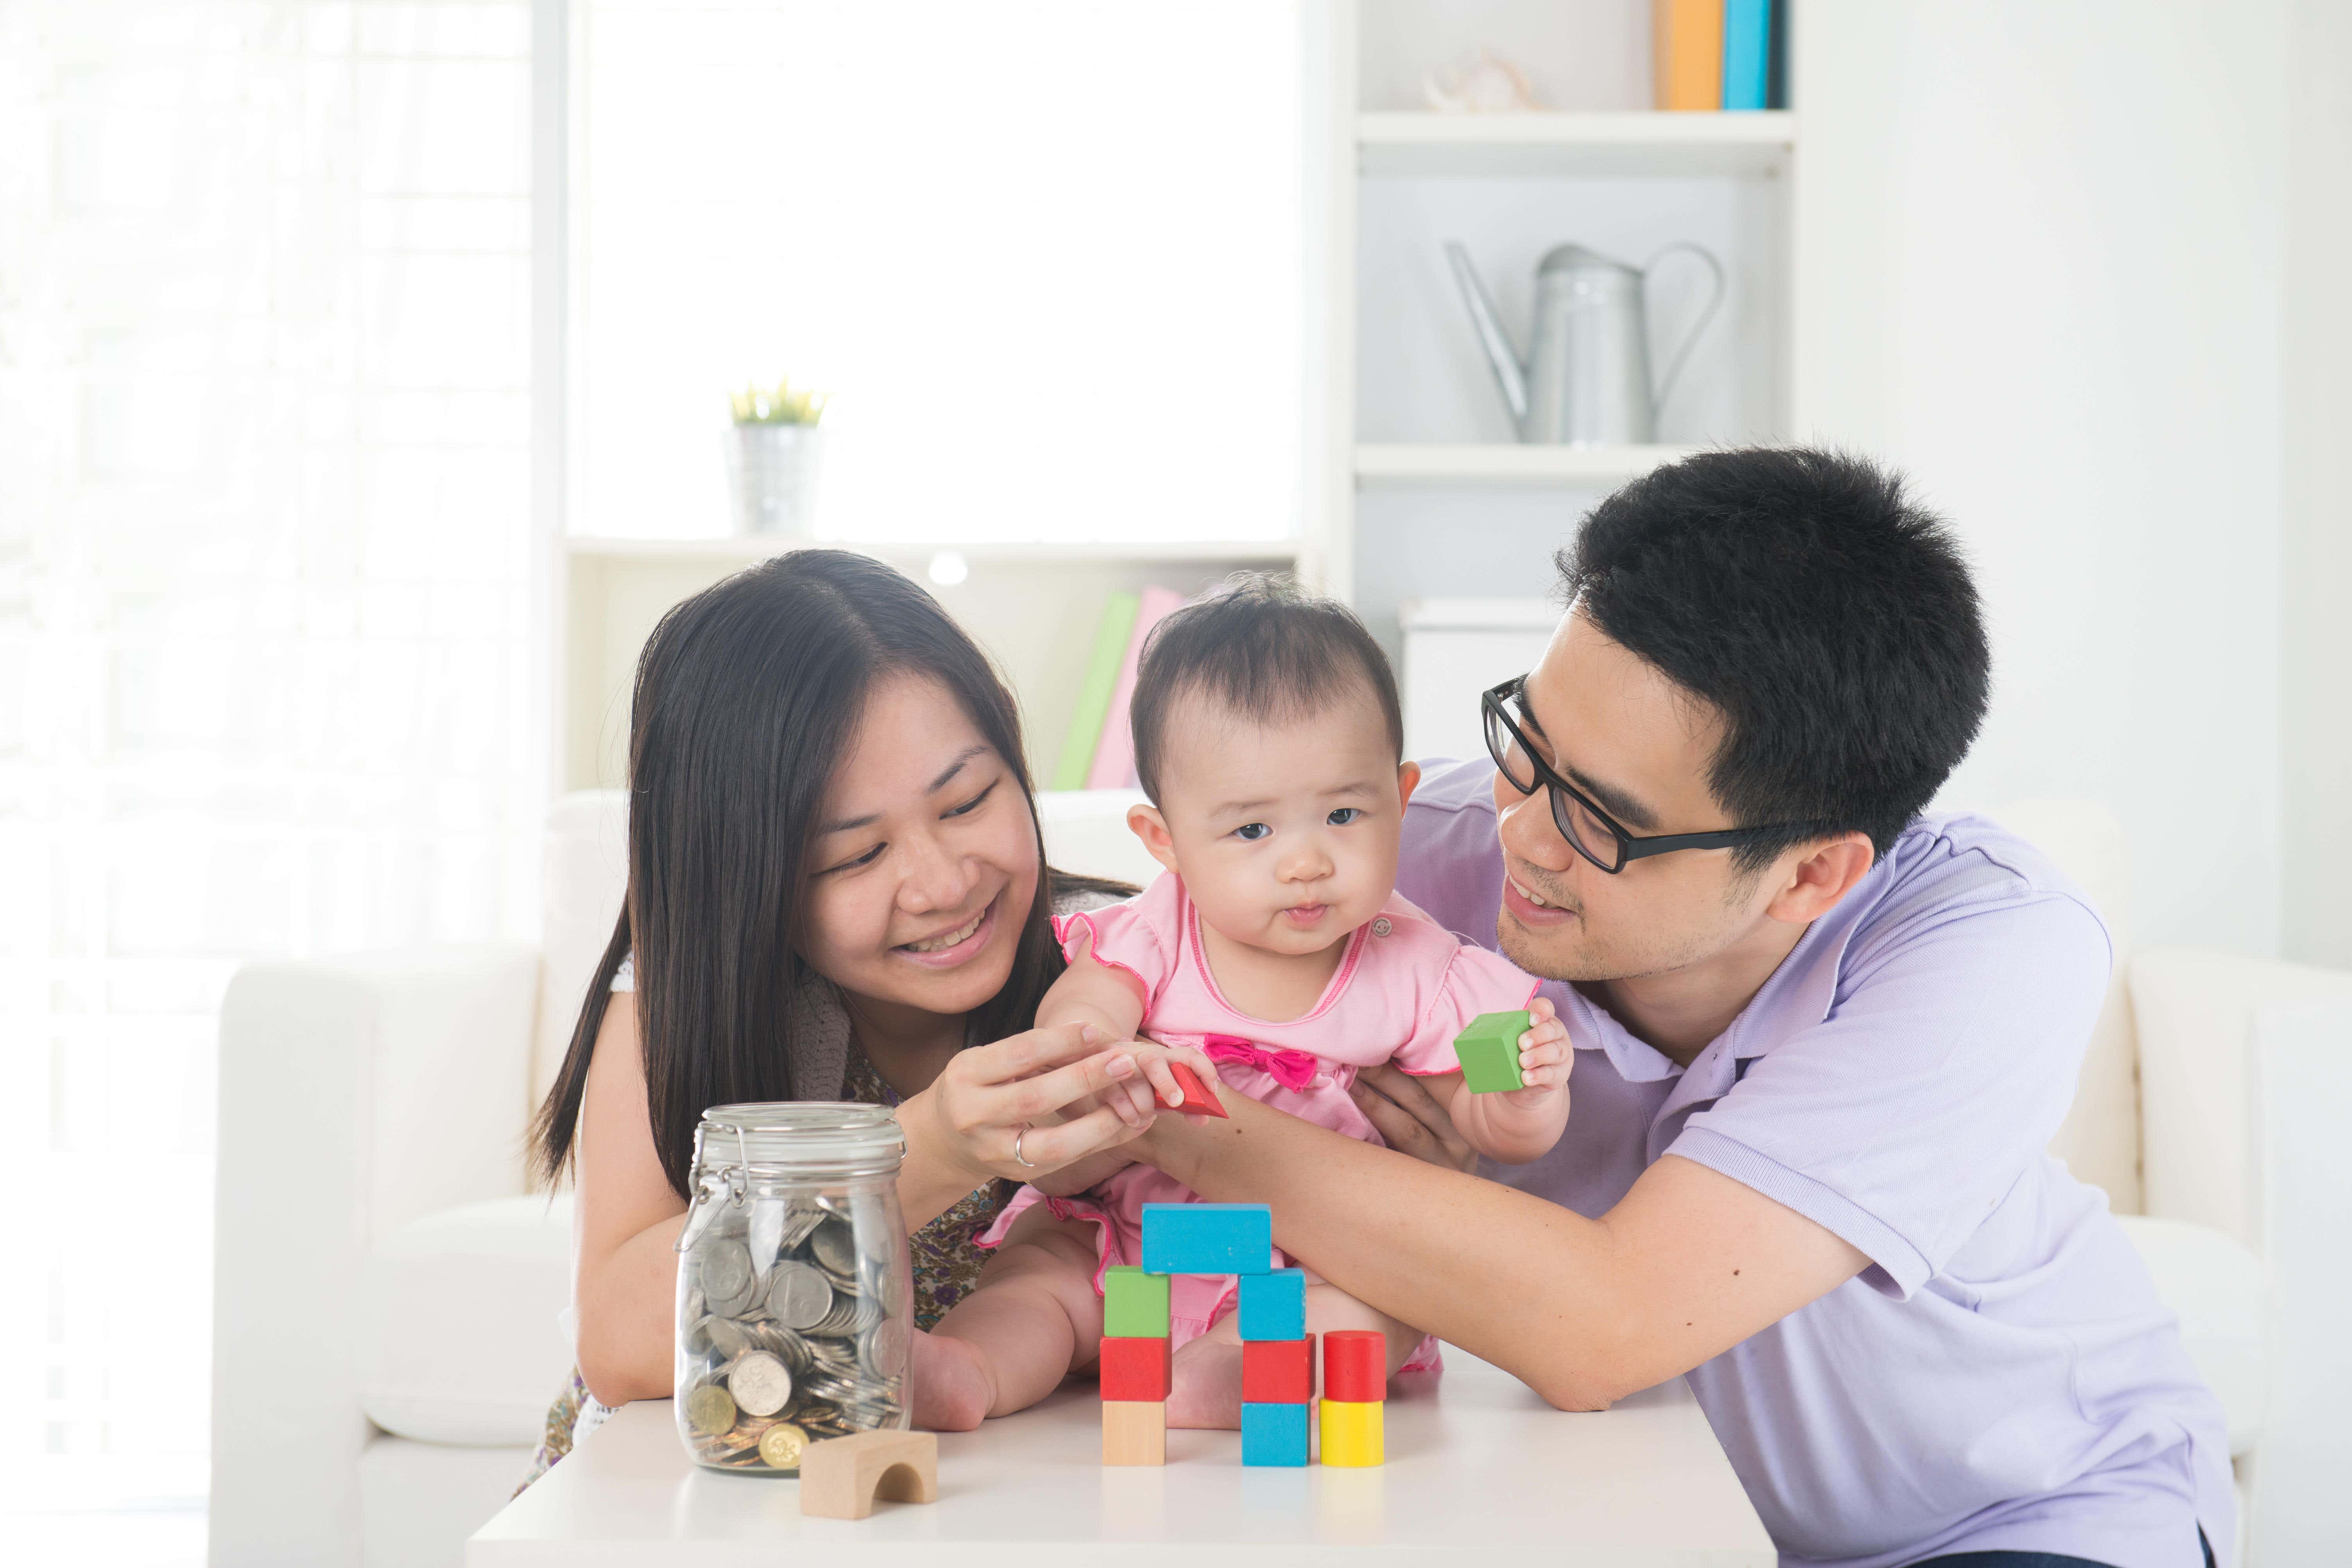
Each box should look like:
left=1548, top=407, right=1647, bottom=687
left=797, top=1430, right=939, bottom=1520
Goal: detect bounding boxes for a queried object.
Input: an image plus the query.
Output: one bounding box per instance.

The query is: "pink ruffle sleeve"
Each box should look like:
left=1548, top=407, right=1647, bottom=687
left=1048, top=869, right=1182, bottom=1010
left=1392, top=942, right=1542, bottom=1076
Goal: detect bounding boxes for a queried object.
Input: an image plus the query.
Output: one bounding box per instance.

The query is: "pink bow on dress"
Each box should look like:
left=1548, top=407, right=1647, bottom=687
left=1202, top=1034, right=1323, bottom=1093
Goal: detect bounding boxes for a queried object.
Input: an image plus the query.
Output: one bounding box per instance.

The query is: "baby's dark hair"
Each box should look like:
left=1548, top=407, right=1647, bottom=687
left=1129, top=573, right=1404, bottom=804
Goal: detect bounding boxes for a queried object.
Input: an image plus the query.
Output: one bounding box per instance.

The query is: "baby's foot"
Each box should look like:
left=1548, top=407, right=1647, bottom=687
left=911, top=1330, right=995, bottom=1432
left=1164, top=1336, right=1246, bottom=1429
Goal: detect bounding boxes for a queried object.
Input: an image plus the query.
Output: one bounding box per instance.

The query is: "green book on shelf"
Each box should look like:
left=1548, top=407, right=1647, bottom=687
left=1053, top=590, right=1141, bottom=790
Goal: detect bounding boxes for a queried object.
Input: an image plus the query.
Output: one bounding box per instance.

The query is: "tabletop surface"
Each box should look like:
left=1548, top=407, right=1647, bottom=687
left=472, top=1349, right=1773, bottom=1565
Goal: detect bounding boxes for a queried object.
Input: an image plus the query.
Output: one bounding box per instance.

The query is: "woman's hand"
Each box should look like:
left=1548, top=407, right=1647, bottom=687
left=902, top=1021, right=1164, bottom=1187
left=1348, top=1061, right=1479, bottom=1174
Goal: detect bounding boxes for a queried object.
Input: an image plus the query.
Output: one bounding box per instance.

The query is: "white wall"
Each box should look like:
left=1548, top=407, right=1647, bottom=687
left=1796, top=0, right=2290, bottom=954
left=2280, top=0, right=2352, bottom=970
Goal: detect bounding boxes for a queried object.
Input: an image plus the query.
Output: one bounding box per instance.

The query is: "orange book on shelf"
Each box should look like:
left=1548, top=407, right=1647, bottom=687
left=1653, top=0, right=1723, bottom=112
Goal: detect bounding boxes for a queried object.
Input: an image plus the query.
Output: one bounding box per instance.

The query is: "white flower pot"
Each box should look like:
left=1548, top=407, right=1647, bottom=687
left=726, top=423, right=825, bottom=536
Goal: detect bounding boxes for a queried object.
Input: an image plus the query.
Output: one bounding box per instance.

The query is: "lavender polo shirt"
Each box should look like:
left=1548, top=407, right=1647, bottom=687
left=1398, top=758, right=2233, bottom=1568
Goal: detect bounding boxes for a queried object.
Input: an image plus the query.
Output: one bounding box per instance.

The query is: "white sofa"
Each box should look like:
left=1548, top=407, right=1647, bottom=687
left=209, top=791, right=2352, bottom=1566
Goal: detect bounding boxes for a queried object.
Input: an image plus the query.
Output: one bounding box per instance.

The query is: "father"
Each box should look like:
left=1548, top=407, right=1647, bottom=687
left=1141, top=449, right=2229, bottom=1567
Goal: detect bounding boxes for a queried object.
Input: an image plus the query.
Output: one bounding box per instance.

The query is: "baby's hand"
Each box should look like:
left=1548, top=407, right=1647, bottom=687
left=1126, top=1039, right=1226, bottom=1120
left=1499, top=997, right=1571, bottom=1107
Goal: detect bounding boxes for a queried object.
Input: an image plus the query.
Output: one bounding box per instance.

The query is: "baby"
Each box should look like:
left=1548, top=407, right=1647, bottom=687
left=919, top=577, right=1570, bottom=1430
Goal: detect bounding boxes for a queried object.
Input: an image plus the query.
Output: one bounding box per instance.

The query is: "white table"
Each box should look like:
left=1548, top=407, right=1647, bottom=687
left=473, top=1349, right=1771, bottom=1564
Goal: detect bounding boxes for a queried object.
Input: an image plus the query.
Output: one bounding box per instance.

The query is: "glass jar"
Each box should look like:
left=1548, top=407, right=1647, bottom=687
left=673, top=1102, right=913, bottom=1474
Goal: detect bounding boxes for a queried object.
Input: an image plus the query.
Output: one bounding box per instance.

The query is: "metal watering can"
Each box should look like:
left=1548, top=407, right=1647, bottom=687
left=1445, top=240, right=1725, bottom=446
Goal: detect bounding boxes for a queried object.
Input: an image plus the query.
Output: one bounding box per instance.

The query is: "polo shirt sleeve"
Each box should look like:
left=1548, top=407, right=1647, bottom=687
left=1666, top=886, right=2111, bottom=1300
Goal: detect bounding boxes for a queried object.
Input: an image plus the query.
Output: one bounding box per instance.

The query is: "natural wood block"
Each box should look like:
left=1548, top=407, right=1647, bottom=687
left=1101, top=1400, right=1166, bottom=1466
left=1319, top=1399, right=1384, bottom=1467
left=796, top=1430, right=938, bottom=1520
left=1098, top=1335, right=1171, bottom=1402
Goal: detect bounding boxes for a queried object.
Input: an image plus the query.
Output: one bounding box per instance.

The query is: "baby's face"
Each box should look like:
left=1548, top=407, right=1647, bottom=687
left=1144, top=690, right=1415, bottom=958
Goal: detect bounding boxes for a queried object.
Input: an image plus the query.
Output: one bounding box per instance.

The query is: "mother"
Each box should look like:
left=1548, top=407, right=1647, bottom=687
left=524, top=549, right=1170, bottom=1469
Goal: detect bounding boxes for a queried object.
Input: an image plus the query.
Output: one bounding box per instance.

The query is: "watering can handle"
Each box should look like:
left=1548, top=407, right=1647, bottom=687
left=1643, top=242, right=1726, bottom=424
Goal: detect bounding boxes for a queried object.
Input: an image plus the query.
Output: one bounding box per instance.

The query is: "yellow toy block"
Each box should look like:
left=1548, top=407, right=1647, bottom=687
left=1319, top=1398, right=1383, bottom=1467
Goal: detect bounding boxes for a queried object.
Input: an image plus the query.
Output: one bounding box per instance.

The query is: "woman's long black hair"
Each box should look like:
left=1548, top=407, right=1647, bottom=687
left=532, top=549, right=1120, bottom=1198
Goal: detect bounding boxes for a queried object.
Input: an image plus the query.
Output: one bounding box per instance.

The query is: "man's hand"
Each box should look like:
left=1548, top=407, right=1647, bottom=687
left=1348, top=1061, right=1479, bottom=1173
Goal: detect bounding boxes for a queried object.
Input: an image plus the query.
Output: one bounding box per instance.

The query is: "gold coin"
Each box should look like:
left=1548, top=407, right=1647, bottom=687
left=686, top=1383, right=737, bottom=1436
left=757, top=1422, right=808, bottom=1469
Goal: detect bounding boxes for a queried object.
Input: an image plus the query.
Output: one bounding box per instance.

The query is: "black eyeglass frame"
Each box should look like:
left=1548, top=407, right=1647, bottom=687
left=1481, top=677, right=1835, bottom=874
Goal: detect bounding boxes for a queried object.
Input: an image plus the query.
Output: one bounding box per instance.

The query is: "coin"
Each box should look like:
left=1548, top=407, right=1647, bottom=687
left=697, top=1240, right=758, bottom=1316
left=809, top=1217, right=856, bottom=1276
left=757, top=1421, right=809, bottom=1469
left=861, top=1317, right=909, bottom=1376
left=685, top=1383, right=737, bottom=1436
left=727, top=1350, right=793, bottom=1417
left=767, top=1261, right=832, bottom=1330
left=705, top=1314, right=751, bottom=1359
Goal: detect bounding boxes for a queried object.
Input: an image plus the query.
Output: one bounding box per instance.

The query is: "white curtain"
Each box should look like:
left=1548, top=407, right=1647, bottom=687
left=0, top=0, right=540, bottom=1513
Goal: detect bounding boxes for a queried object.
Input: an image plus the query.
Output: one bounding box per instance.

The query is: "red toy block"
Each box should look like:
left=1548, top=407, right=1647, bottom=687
left=1321, top=1329, right=1386, bottom=1403
left=1167, top=1061, right=1227, bottom=1118
left=1099, top=1335, right=1171, bottom=1402
left=1242, top=1336, right=1314, bottom=1404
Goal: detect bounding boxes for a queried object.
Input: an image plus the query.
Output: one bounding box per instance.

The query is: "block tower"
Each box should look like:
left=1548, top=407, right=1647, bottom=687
left=1318, top=1329, right=1385, bottom=1466
left=1101, top=1202, right=1385, bottom=1468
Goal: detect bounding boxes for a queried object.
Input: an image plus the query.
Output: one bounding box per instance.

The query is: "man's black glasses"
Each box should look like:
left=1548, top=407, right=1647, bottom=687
left=1481, top=677, right=1831, bottom=874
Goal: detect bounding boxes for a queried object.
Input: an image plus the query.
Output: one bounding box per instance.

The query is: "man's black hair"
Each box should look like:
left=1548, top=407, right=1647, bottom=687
left=1558, top=447, right=1988, bottom=871
left=1130, top=573, right=1403, bottom=804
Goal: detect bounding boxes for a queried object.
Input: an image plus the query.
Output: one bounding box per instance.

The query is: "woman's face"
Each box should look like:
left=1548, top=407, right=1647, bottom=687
left=797, top=672, right=1042, bottom=1022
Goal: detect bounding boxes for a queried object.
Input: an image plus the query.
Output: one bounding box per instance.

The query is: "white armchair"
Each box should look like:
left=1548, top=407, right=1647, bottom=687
left=208, top=792, right=2352, bottom=1566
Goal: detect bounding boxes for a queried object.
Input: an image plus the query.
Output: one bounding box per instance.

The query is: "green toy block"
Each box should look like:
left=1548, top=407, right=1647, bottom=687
left=1453, top=1009, right=1534, bottom=1093
left=1103, top=1265, right=1170, bottom=1338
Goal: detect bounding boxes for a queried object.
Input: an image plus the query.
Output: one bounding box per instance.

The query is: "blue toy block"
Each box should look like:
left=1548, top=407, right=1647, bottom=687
left=1240, top=1400, right=1310, bottom=1467
left=1139, top=1202, right=1272, bottom=1276
left=1237, top=1268, right=1305, bottom=1341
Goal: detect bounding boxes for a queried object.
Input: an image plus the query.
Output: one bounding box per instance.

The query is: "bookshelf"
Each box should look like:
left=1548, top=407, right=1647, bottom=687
left=1310, top=0, right=1800, bottom=677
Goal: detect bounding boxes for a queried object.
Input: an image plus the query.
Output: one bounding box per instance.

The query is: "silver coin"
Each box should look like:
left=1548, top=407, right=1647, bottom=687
left=861, top=1317, right=909, bottom=1376
left=726, top=1350, right=793, bottom=1417
left=777, top=1205, right=825, bottom=1254
left=706, top=1315, right=751, bottom=1359
left=766, top=1261, right=833, bottom=1330
left=697, top=1240, right=757, bottom=1315
left=809, top=1217, right=857, bottom=1276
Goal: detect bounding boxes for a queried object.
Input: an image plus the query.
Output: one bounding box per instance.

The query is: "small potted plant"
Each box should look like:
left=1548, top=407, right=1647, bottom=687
left=725, top=376, right=828, bottom=536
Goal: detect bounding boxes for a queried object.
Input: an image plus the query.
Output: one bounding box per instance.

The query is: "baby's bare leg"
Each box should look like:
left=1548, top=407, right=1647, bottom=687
left=915, top=1211, right=1104, bottom=1431
left=1165, top=1281, right=1423, bottom=1430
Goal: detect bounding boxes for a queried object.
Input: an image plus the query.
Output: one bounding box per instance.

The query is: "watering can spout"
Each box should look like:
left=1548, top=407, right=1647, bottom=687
left=1445, top=242, right=1528, bottom=431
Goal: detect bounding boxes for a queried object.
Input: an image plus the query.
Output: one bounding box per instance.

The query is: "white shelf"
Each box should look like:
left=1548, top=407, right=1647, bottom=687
left=565, top=536, right=1300, bottom=566
left=1355, top=443, right=1700, bottom=487
left=1357, top=111, right=1795, bottom=178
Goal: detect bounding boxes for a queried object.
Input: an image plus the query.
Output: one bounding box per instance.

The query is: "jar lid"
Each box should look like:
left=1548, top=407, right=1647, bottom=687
left=692, top=1101, right=905, bottom=1177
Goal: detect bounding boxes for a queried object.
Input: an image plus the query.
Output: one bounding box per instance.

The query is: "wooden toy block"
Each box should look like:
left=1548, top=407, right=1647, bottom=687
left=1240, top=1400, right=1310, bottom=1466
left=1140, top=1202, right=1273, bottom=1276
left=1165, top=1060, right=1228, bottom=1118
left=1098, top=1335, right=1171, bottom=1401
left=1102, top=1400, right=1166, bottom=1466
left=1102, top=1265, right=1171, bottom=1338
left=1242, top=1336, right=1314, bottom=1404
left=1321, top=1329, right=1386, bottom=1403
left=1319, top=1399, right=1384, bottom=1467
left=796, top=1430, right=938, bottom=1519
left=1237, top=1267, right=1305, bottom=1340
left=1453, top=1009, right=1534, bottom=1093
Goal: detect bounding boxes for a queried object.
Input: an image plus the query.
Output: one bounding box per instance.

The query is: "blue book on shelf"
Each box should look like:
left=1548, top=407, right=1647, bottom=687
left=1723, top=0, right=1771, bottom=111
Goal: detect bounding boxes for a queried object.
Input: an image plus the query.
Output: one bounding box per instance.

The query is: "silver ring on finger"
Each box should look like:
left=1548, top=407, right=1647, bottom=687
left=1012, top=1123, right=1038, bottom=1169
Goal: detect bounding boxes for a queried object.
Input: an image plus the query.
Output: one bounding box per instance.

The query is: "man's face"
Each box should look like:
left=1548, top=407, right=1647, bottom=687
left=1491, top=609, right=1782, bottom=984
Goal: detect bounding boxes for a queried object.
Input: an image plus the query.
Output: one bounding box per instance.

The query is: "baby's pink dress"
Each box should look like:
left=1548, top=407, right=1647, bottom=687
left=978, top=871, right=1538, bottom=1353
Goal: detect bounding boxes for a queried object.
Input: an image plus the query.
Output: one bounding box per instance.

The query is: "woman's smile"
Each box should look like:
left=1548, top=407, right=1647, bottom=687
left=893, top=892, right=1000, bottom=968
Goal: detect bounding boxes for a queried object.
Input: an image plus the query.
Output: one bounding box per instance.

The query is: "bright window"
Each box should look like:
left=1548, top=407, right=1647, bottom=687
left=571, top=1, right=1307, bottom=546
